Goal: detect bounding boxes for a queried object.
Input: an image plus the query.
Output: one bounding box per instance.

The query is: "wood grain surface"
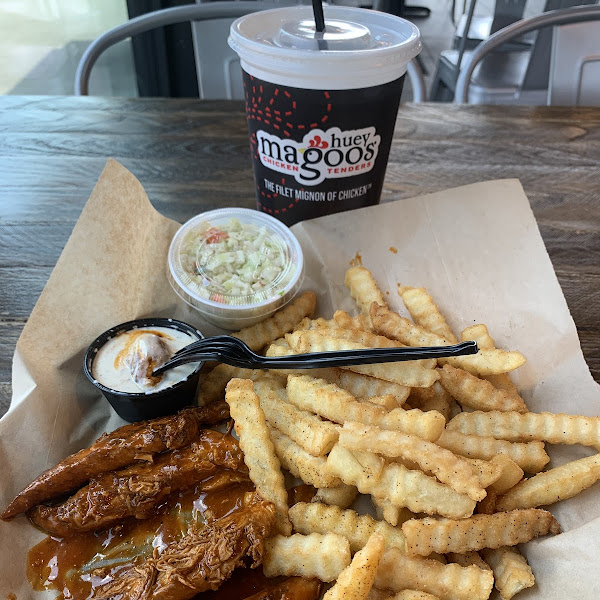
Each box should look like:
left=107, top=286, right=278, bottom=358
left=1, top=96, right=599, bottom=418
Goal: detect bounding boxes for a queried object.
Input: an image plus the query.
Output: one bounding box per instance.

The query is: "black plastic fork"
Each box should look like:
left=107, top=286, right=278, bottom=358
left=152, top=335, right=478, bottom=374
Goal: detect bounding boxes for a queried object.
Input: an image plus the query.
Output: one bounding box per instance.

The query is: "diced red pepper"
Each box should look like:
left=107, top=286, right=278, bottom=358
left=204, top=227, right=229, bottom=244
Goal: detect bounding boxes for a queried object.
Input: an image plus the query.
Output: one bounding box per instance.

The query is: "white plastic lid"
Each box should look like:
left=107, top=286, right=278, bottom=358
left=229, top=6, right=421, bottom=89
left=167, top=208, right=304, bottom=329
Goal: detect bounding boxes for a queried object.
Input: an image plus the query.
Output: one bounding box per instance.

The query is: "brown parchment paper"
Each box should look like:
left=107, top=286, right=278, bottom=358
left=1, top=159, right=599, bottom=599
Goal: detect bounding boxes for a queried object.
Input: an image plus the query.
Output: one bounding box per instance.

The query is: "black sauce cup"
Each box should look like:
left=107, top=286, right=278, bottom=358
left=84, top=318, right=204, bottom=423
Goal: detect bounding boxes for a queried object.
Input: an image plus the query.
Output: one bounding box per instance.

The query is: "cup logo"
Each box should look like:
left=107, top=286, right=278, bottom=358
left=256, top=127, right=380, bottom=186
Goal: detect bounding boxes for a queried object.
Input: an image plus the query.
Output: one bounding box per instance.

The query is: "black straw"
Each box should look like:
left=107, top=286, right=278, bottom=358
left=312, top=0, right=326, bottom=33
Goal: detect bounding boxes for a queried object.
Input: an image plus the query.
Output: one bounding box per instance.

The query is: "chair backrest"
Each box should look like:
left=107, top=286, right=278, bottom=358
left=76, top=1, right=427, bottom=102
left=519, top=0, right=598, bottom=93
left=455, top=4, right=600, bottom=104
left=191, top=0, right=303, bottom=100
left=549, top=21, right=600, bottom=105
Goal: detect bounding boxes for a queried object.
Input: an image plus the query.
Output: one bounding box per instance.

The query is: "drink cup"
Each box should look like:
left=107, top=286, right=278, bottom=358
left=229, top=5, right=421, bottom=226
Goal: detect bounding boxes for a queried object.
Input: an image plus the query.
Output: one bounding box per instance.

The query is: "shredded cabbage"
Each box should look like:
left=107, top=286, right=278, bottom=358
left=180, top=219, right=287, bottom=301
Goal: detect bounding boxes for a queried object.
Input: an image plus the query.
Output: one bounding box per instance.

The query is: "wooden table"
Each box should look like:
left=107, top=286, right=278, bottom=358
left=1, top=96, right=599, bottom=417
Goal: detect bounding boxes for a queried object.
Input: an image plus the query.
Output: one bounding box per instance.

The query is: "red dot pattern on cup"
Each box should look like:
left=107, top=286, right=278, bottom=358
left=245, top=76, right=332, bottom=214
left=256, top=177, right=308, bottom=214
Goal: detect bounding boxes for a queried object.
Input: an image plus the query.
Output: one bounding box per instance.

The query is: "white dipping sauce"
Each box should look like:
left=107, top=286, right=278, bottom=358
left=92, top=326, right=199, bottom=393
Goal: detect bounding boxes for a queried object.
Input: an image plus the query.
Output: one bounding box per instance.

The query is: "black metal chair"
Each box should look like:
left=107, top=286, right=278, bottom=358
left=455, top=4, right=600, bottom=104
left=430, top=0, right=598, bottom=103
left=76, top=1, right=428, bottom=101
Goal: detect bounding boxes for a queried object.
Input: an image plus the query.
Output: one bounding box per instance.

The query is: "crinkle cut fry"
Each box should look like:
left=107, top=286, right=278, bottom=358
left=313, top=485, right=358, bottom=509
left=253, top=377, right=339, bottom=456
left=407, top=382, right=456, bottom=423
left=440, top=349, right=526, bottom=377
left=233, top=291, right=316, bottom=351
left=335, top=370, right=410, bottom=405
left=285, top=331, right=439, bottom=388
left=338, top=422, right=485, bottom=501
left=447, top=410, right=600, bottom=448
left=333, top=309, right=374, bottom=332
left=447, top=551, right=491, bottom=571
left=375, top=548, right=494, bottom=600
left=401, top=509, right=560, bottom=557
left=264, top=533, right=351, bottom=582
left=459, top=325, right=523, bottom=403
left=323, top=532, right=385, bottom=600
left=397, top=284, right=457, bottom=343
left=345, top=266, right=387, bottom=316
left=327, top=445, right=476, bottom=519
left=386, top=591, right=442, bottom=600
left=371, top=303, right=452, bottom=347
left=93, top=493, right=275, bottom=600
left=496, top=452, right=600, bottom=511
left=269, top=426, right=341, bottom=489
left=225, top=379, right=291, bottom=535
left=286, top=375, right=444, bottom=441
left=370, top=309, right=525, bottom=376
left=480, top=547, right=535, bottom=600
left=436, top=430, right=549, bottom=473
left=438, top=365, right=528, bottom=413
left=2, top=405, right=225, bottom=520
left=289, top=501, right=406, bottom=553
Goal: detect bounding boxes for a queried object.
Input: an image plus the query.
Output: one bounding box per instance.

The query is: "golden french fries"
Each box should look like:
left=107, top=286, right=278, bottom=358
left=327, top=445, right=476, bottom=519
left=371, top=303, right=451, bottom=346
left=365, top=394, right=404, bottom=411
left=334, top=309, right=374, bottom=332
left=338, top=422, right=486, bottom=501
left=448, top=410, right=600, bottom=449
left=333, top=370, right=411, bottom=405
left=233, top=290, right=316, bottom=351
left=496, top=452, right=600, bottom=511
left=225, top=379, right=291, bottom=535
left=476, top=489, right=498, bottom=514
left=371, top=495, right=413, bottom=527
left=441, top=350, right=526, bottom=376
left=401, top=509, right=560, bottom=556
left=323, top=532, right=385, bottom=600
left=188, top=270, right=598, bottom=599
left=375, top=548, right=494, bottom=600
left=285, top=331, right=439, bottom=388
left=438, top=364, right=528, bottom=413
left=345, top=266, right=387, bottom=316
left=487, top=455, right=524, bottom=495
left=263, top=533, right=351, bottom=581
left=387, top=592, right=442, bottom=600
left=436, top=430, right=550, bottom=473
left=313, top=484, right=358, bottom=509
left=407, top=382, right=457, bottom=423
left=398, top=285, right=457, bottom=343
left=253, top=377, right=339, bottom=456
left=287, top=375, right=445, bottom=441
left=460, top=325, right=523, bottom=403
left=268, top=425, right=341, bottom=489
left=480, top=547, right=535, bottom=600
left=289, top=502, right=406, bottom=553
left=447, top=551, right=491, bottom=571
left=460, top=324, right=496, bottom=350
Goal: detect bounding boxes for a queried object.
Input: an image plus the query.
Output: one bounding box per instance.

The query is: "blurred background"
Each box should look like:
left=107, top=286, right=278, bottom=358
left=1, top=0, right=598, bottom=103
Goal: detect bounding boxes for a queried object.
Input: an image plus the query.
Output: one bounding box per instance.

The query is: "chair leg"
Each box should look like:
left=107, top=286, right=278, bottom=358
left=429, top=62, right=446, bottom=102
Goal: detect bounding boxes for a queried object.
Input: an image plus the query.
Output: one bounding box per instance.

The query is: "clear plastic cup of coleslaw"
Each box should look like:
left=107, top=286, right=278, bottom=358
left=167, top=208, right=304, bottom=330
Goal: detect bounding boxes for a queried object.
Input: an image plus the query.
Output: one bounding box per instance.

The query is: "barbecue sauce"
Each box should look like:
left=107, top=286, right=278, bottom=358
left=27, top=473, right=255, bottom=600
